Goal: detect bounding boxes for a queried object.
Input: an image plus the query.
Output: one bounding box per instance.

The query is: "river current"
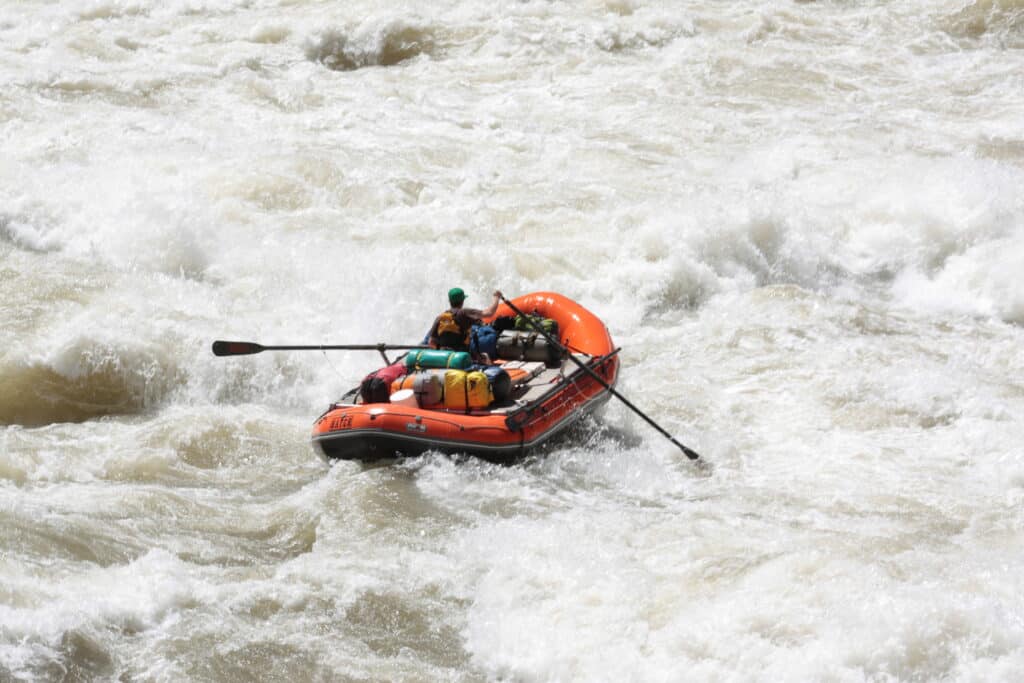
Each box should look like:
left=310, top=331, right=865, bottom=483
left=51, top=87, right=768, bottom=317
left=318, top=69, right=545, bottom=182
left=2, top=1, right=1024, bottom=680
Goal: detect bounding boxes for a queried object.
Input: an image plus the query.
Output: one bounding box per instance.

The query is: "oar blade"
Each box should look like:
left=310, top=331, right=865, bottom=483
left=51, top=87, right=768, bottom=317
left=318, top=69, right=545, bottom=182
left=676, top=440, right=702, bottom=461
left=212, top=340, right=264, bottom=356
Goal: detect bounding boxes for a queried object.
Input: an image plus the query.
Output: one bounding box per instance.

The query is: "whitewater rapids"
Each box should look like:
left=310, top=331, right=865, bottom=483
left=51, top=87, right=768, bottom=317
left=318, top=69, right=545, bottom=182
left=2, top=0, right=1024, bottom=680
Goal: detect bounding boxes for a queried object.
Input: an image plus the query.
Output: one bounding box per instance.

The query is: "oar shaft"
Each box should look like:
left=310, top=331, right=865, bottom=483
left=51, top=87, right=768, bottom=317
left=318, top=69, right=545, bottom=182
left=262, top=345, right=428, bottom=351
left=501, top=297, right=701, bottom=460
left=595, top=382, right=700, bottom=459
left=211, top=341, right=429, bottom=356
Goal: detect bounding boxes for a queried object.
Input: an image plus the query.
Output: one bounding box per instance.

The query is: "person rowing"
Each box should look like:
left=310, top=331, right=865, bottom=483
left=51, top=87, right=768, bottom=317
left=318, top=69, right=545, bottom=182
left=428, top=287, right=502, bottom=362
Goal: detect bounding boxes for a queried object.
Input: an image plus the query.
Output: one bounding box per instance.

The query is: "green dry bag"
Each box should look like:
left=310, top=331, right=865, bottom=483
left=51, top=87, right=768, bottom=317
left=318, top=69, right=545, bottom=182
left=404, top=349, right=471, bottom=371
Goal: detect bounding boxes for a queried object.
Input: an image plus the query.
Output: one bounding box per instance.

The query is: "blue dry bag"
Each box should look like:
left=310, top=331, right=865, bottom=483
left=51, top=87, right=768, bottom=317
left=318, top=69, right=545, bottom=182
left=470, top=324, right=499, bottom=359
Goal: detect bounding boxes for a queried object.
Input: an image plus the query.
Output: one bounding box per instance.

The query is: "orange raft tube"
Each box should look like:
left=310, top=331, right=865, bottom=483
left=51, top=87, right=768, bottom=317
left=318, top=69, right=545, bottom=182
left=311, top=292, right=619, bottom=462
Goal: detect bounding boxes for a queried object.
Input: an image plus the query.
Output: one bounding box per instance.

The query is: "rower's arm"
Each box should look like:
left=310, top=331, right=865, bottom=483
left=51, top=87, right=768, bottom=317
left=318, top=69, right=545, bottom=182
left=479, top=290, right=502, bottom=318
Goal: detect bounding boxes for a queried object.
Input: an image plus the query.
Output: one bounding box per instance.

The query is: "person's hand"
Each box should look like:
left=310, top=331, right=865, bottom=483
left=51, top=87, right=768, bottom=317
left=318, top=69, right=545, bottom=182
left=493, top=290, right=503, bottom=300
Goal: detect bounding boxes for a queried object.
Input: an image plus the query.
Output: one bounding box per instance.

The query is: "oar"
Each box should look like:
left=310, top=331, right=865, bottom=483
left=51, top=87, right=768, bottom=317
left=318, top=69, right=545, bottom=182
left=212, top=340, right=430, bottom=365
left=500, top=297, right=701, bottom=460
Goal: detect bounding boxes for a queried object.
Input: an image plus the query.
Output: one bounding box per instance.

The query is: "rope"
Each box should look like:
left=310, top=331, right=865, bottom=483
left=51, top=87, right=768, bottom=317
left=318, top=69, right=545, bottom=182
left=320, top=349, right=354, bottom=387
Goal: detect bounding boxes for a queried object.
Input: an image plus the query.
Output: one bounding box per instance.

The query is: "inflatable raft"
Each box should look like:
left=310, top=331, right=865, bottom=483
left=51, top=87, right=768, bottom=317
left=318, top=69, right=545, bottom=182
left=311, top=292, right=619, bottom=462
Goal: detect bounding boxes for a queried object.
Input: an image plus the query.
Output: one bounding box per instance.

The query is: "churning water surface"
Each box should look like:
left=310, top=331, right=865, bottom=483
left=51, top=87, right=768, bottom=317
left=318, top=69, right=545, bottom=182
left=2, top=0, right=1024, bottom=680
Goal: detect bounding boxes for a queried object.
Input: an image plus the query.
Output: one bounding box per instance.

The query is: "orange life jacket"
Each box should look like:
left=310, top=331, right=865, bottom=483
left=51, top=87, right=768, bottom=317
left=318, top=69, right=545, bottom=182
left=436, top=309, right=471, bottom=350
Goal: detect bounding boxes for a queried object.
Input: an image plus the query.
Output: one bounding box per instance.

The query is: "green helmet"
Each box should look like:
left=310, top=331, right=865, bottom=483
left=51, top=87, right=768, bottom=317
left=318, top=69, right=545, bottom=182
left=448, top=287, right=466, bottom=306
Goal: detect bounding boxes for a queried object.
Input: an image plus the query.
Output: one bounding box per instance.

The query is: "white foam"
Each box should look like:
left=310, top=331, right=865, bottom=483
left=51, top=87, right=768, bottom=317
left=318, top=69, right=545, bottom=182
left=0, top=550, right=197, bottom=676
left=4, top=0, right=1024, bottom=679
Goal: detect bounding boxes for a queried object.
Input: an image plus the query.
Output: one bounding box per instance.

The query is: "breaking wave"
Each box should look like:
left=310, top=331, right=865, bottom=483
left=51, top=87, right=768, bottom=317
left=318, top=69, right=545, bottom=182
left=615, top=154, right=1024, bottom=326
left=592, top=12, right=697, bottom=52
left=0, top=212, right=63, bottom=253
left=0, top=346, right=182, bottom=427
left=305, top=20, right=438, bottom=71
left=76, top=2, right=148, bottom=22
left=941, top=0, right=1024, bottom=47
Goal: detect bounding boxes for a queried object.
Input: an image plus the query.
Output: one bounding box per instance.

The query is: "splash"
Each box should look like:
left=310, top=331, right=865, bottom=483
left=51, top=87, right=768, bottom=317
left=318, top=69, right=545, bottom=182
left=0, top=345, right=181, bottom=426
left=305, top=20, right=437, bottom=71
left=942, top=0, right=1024, bottom=47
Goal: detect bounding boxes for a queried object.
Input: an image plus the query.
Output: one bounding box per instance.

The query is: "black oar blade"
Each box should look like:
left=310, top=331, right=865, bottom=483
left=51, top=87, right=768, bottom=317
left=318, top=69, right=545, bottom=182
left=212, top=340, right=264, bottom=356
left=677, top=441, right=702, bottom=461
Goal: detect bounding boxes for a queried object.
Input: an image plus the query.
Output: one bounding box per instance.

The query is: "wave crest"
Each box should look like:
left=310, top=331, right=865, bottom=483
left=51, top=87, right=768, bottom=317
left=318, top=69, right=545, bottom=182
left=594, top=14, right=696, bottom=52
left=305, top=20, right=437, bottom=71
left=0, top=344, right=183, bottom=426
left=0, top=212, right=63, bottom=253
left=942, top=0, right=1024, bottom=47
